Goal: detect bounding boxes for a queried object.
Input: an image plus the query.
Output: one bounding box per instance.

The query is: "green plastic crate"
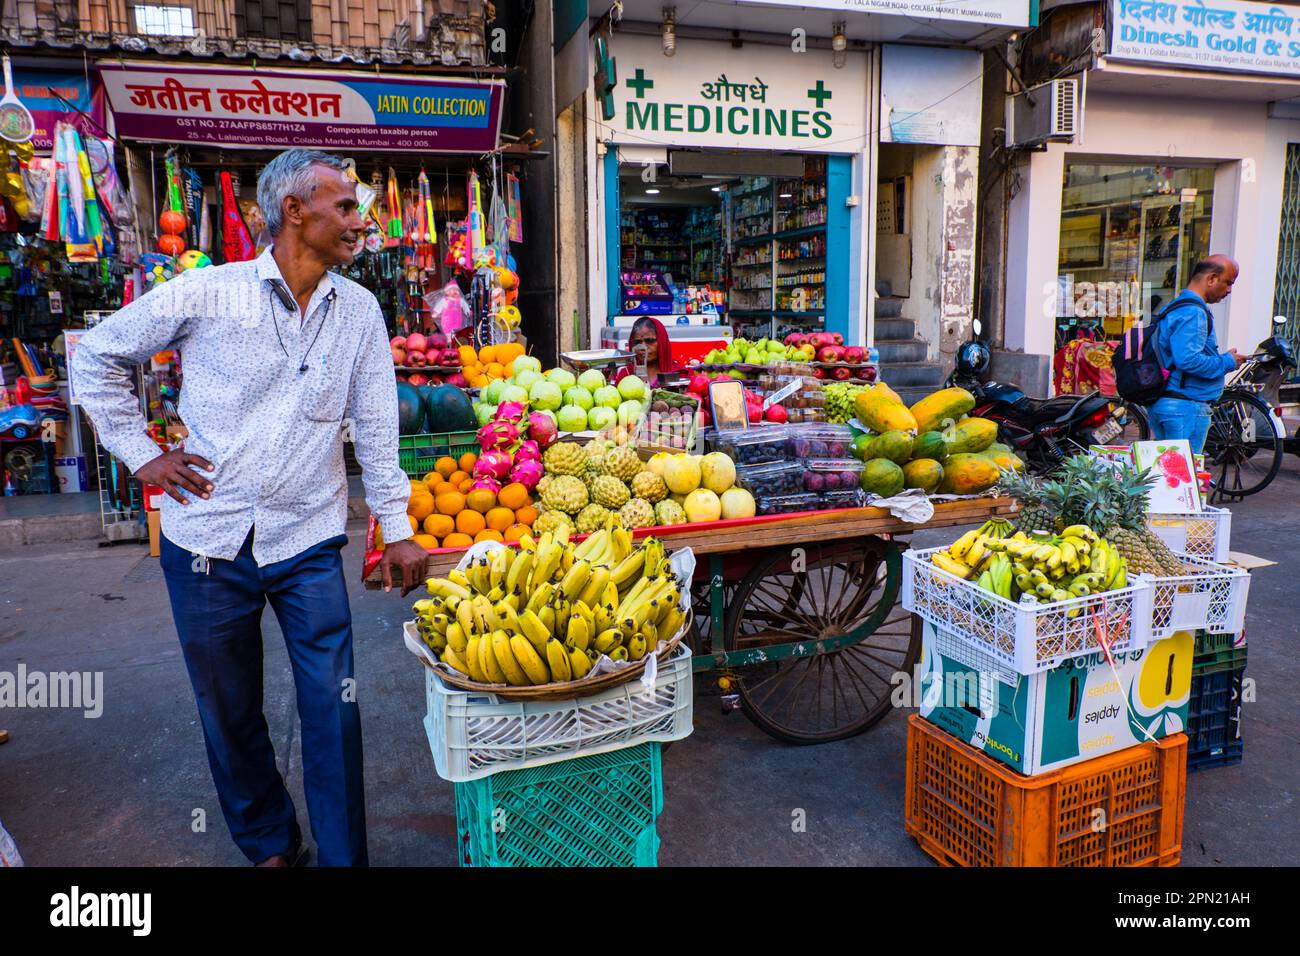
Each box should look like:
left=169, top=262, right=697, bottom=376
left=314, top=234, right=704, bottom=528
left=453, top=743, right=663, bottom=867
left=399, top=431, right=478, bottom=478
left=1193, top=631, right=1247, bottom=675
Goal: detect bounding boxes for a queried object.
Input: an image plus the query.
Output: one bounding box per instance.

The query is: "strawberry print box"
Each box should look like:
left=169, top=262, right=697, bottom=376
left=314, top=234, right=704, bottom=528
left=1133, top=440, right=1201, bottom=514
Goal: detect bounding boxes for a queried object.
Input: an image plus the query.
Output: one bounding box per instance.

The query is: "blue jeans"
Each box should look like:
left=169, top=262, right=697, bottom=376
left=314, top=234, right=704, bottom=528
left=1148, top=395, right=1212, bottom=455
left=160, top=529, right=367, bottom=866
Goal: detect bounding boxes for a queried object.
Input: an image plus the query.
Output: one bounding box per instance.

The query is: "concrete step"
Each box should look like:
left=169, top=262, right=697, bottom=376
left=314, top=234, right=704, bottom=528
left=878, top=362, right=946, bottom=389
left=874, top=297, right=903, bottom=319
left=877, top=339, right=928, bottom=364
left=889, top=385, right=940, bottom=406
left=873, top=317, right=915, bottom=341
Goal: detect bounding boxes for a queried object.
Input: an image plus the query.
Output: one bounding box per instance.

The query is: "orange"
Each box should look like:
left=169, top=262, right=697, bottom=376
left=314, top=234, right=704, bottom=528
left=497, top=342, right=525, bottom=362
left=458, top=478, right=474, bottom=494
left=458, top=452, right=477, bottom=473
left=502, top=360, right=515, bottom=378
left=432, top=481, right=459, bottom=497
left=456, top=510, right=486, bottom=536
left=458, top=345, right=478, bottom=366
left=434, top=456, right=458, bottom=478
left=408, top=515, right=420, bottom=533
left=479, top=344, right=498, bottom=364
left=442, top=532, right=473, bottom=549
left=497, top=482, right=530, bottom=511
left=434, top=491, right=465, bottom=516
left=466, top=488, right=496, bottom=514
left=412, top=533, right=439, bottom=551
left=474, top=529, right=504, bottom=544
left=513, top=505, right=538, bottom=526
left=424, top=513, right=454, bottom=538
left=485, top=506, right=515, bottom=532
left=421, top=471, right=441, bottom=487
left=485, top=362, right=505, bottom=379
left=503, top=523, right=531, bottom=543
left=448, top=470, right=469, bottom=486
left=407, top=490, right=434, bottom=521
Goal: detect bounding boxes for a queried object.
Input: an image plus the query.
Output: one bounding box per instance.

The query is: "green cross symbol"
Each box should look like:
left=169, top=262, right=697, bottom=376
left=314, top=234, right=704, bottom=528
left=807, top=80, right=832, bottom=108
left=626, top=68, right=654, bottom=99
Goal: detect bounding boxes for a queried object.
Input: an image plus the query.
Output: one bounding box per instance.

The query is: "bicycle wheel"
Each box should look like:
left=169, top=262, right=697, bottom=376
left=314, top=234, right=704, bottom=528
left=1115, top=402, right=1150, bottom=443
left=1205, top=389, right=1282, bottom=499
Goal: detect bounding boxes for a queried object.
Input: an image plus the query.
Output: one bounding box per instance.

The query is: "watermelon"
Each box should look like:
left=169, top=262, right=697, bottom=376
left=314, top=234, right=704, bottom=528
left=396, top=382, right=425, bottom=435
left=424, top=384, right=476, bottom=433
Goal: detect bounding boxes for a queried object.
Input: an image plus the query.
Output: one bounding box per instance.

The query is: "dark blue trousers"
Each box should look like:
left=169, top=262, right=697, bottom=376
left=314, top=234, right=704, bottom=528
left=160, top=529, right=367, bottom=866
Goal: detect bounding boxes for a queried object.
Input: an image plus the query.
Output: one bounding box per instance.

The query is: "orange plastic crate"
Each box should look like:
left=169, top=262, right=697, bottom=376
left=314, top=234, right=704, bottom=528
left=904, top=716, right=1186, bottom=867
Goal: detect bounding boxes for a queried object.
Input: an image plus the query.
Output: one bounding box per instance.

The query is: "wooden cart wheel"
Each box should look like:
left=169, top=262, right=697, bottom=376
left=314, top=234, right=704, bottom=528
left=722, top=539, right=919, bottom=744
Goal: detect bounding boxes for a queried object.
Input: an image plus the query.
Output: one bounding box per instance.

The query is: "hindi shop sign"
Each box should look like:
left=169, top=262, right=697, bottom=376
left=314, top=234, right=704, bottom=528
left=598, top=34, right=868, bottom=153
left=1108, top=0, right=1300, bottom=77
left=98, top=62, right=504, bottom=153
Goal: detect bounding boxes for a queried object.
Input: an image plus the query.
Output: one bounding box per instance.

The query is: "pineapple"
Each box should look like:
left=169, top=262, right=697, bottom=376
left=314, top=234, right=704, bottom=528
left=1109, top=468, right=1189, bottom=575
left=1000, top=469, right=1057, bottom=535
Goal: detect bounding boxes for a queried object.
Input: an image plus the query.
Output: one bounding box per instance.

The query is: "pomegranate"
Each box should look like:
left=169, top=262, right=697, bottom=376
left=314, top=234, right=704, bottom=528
left=763, top=404, right=789, bottom=424
left=391, top=345, right=406, bottom=366
left=842, top=346, right=866, bottom=364
left=390, top=335, right=407, bottom=350
left=427, top=332, right=448, bottom=351
left=445, top=372, right=469, bottom=388
left=832, top=366, right=852, bottom=380
left=439, top=348, right=462, bottom=367
left=687, top=373, right=711, bottom=396
left=405, top=332, right=428, bottom=354
left=407, top=373, right=428, bottom=387
left=818, top=346, right=844, bottom=363
left=406, top=350, right=427, bottom=367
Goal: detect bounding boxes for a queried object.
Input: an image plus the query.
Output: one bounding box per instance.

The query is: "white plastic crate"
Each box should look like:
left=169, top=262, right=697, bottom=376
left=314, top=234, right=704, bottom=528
left=1149, top=556, right=1250, bottom=639
left=1148, top=507, right=1231, bottom=563
left=423, top=640, right=694, bottom=783
left=901, top=547, right=1154, bottom=677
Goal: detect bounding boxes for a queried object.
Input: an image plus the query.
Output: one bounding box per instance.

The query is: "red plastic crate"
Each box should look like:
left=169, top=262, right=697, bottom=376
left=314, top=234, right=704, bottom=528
left=904, top=715, right=1186, bottom=867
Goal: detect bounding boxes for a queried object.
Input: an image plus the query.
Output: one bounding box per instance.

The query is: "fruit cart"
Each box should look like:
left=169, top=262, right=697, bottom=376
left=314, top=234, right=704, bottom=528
left=365, top=495, right=1016, bottom=745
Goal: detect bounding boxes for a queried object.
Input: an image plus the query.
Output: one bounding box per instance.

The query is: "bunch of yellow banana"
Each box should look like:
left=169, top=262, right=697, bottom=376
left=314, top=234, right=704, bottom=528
left=929, top=518, right=1016, bottom=580
left=416, top=531, right=685, bottom=687
left=953, top=523, right=1128, bottom=611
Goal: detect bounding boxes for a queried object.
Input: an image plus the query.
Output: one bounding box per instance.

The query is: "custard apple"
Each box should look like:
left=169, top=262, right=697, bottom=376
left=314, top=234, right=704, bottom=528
left=654, top=499, right=687, bottom=526
left=534, top=474, right=551, bottom=497
left=630, top=470, right=668, bottom=504
left=575, top=503, right=611, bottom=535
left=584, top=440, right=608, bottom=467
left=602, top=445, right=642, bottom=482
left=541, top=474, right=589, bottom=514
left=591, top=474, right=631, bottom=509
left=619, top=498, right=656, bottom=530
left=533, top=510, right=573, bottom=536
left=543, top=441, right=588, bottom=477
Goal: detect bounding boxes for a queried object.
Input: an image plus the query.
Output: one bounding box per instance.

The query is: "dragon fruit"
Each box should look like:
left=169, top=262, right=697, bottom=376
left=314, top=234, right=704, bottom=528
left=515, top=439, right=542, bottom=463
left=509, top=458, right=544, bottom=491
left=470, top=477, right=502, bottom=495
left=496, top=401, right=528, bottom=424
left=527, top=411, right=559, bottom=449
left=477, top=419, right=520, bottom=451
left=473, top=449, right=514, bottom=481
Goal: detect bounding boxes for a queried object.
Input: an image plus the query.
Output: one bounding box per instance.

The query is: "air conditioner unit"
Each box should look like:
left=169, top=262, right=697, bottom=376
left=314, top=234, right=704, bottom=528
left=1008, top=79, right=1079, bottom=148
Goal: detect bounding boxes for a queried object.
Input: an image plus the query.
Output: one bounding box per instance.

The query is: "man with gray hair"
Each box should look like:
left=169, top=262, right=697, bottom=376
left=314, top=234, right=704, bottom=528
left=73, top=148, right=428, bottom=866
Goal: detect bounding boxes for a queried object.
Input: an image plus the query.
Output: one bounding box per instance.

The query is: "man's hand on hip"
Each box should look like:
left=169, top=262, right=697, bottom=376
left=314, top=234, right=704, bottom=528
left=137, top=450, right=215, bottom=504
left=380, top=539, right=429, bottom=595
left=1227, top=348, right=1248, bottom=368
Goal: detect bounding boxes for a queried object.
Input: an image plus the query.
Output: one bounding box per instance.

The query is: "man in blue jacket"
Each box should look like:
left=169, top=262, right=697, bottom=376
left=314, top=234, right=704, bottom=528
left=1150, top=255, right=1246, bottom=453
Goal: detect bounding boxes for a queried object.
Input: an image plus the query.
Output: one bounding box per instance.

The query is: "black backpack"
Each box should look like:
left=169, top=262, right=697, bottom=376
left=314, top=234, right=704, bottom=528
left=1113, top=298, right=1209, bottom=406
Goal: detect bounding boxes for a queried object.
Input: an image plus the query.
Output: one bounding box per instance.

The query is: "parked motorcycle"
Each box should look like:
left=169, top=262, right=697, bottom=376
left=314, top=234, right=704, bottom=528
left=946, top=320, right=1147, bottom=474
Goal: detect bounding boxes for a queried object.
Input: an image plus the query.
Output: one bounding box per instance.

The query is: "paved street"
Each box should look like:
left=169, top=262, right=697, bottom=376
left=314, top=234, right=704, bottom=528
left=2, top=461, right=1298, bottom=867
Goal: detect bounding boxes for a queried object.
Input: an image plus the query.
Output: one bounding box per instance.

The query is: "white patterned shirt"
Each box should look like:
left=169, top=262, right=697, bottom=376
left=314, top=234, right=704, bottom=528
left=73, top=247, right=413, bottom=565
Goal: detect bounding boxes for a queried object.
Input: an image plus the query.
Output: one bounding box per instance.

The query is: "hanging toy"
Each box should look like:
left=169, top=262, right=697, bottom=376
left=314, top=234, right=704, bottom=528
left=385, top=166, right=402, bottom=245
left=466, top=170, right=485, bottom=269
left=219, top=170, right=256, bottom=262
left=158, top=154, right=188, bottom=259
left=177, top=249, right=212, bottom=271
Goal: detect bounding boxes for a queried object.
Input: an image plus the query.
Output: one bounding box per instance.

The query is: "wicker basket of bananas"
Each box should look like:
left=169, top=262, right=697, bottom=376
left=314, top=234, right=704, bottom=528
left=407, top=525, right=693, bottom=701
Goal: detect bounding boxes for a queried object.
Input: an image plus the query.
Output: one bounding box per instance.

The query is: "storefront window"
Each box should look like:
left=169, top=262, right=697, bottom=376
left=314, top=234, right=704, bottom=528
left=1056, top=163, right=1214, bottom=347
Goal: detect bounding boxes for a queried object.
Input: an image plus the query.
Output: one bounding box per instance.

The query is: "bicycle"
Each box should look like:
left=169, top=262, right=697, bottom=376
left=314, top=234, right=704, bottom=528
left=1203, top=317, right=1296, bottom=501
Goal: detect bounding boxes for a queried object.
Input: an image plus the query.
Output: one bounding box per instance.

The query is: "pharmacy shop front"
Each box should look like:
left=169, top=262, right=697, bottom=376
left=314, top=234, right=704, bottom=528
left=591, top=33, right=873, bottom=356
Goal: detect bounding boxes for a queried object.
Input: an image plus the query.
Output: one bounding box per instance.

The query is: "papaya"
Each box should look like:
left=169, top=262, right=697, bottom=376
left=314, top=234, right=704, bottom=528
left=936, top=453, right=1001, bottom=495
left=870, top=381, right=902, bottom=405
left=854, top=389, right=918, bottom=435
left=850, top=432, right=875, bottom=462
left=860, top=458, right=905, bottom=498
left=943, top=416, right=999, bottom=455
left=903, top=458, right=944, bottom=493
left=912, top=430, right=949, bottom=463
left=909, top=387, right=977, bottom=434
left=869, top=429, right=914, bottom=464
left=981, top=450, right=1025, bottom=473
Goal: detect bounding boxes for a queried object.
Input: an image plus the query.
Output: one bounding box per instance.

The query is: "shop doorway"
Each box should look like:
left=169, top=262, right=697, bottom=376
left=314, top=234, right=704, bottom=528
left=607, top=149, right=850, bottom=358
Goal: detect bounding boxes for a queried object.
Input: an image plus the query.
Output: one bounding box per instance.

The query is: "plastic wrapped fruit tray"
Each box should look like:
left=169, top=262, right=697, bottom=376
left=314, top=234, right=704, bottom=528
left=802, top=458, right=864, bottom=494
left=706, top=425, right=790, bottom=465
left=735, top=460, right=803, bottom=496
left=784, top=422, right=854, bottom=460
left=756, top=490, right=864, bottom=516
left=901, top=546, right=1155, bottom=677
